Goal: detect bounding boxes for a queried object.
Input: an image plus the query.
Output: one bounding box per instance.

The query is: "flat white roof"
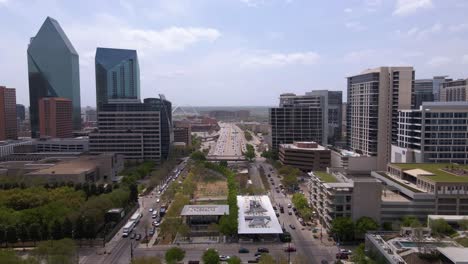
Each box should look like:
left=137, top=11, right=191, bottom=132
left=437, top=247, right=468, bottom=264
left=237, top=195, right=283, bottom=234
left=180, top=205, right=229, bottom=216
left=404, top=168, right=434, bottom=177
left=428, top=215, right=468, bottom=221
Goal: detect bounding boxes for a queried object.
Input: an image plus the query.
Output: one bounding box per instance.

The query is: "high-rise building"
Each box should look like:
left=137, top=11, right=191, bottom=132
left=392, top=102, right=468, bottom=164
left=38, top=97, right=73, bottom=138
left=27, top=17, right=81, bottom=137
left=0, top=86, right=17, bottom=140
left=270, top=93, right=324, bottom=152
left=413, top=79, right=434, bottom=109
left=347, top=67, right=414, bottom=170
left=440, top=78, right=468, bottom=102
left=308, top=90, right=343, bottom=144
left=16, top=104, right=25, bottom=122
left=89, top=100, right=161, bottom=162
left=95, top=48, right=140, bottom=110
left=144, top=98, right=172, bottom=160
left=432, top=76, right=451, bottom=101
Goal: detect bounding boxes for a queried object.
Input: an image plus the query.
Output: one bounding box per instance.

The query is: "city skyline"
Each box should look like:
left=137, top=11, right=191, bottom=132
left=1, top=0, right=468, bottom=107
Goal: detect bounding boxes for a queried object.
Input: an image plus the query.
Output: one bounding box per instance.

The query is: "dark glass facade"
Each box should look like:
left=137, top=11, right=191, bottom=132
left=95, top=48, right=140, bottom=110
left=27, top=17, right=81, bottom=137
left=144, top=98, right=173, bottom=160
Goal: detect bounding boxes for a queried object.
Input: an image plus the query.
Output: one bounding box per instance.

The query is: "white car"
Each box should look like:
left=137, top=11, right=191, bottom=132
left=149, top=208, right=154, bottom=212
left=156, top=199, right=160, bottom=203
left=219, top=255, right=230, bottom=261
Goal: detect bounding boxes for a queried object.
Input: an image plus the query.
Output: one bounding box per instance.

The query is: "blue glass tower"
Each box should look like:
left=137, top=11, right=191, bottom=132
left=95, top=48, right=140, bottom=110
left=27, top=17, right=81, bottom=138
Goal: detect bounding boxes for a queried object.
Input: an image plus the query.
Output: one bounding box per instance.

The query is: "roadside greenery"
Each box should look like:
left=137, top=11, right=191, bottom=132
left=243, top=144, right=255, bottom=162
left=351, top=243, right=375, bottom=264
left=331, top=216, right=379, bottom=242
left=291, top=193, right=313, bottom=220
left=355, top=217, right=379, bottom=238
left=131, top=256, right=163, bottom=264
left=429, top=219, right=456, bottom=237
left=202, top=248, right=220, bottom=264
left=227, top=256, right=242, bottom=264
left=165, top=247, right=185, bottom=264
left=244, top=130, right=253, bottom=141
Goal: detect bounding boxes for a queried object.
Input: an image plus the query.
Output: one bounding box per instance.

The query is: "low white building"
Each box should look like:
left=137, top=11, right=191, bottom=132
left=237, top=195, right=283, bottom=236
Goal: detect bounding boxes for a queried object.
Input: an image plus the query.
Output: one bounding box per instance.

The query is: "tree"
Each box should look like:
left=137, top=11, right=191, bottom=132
left=292, top=193, right=308, bottom=210
left=165, top=247, right=185, bottom=264
left=355, top=217, right=379, bottom=238
left=227, top=256, right=241, bottom=264
left=430, top=219, right=455, bottom=237
left=177, top=224, right=190, bottom=240
left=0, top=225, right=6, bottom=247
left=190, top=151, right=206, bottom=161
left=282, top=173, right=298, bottom=191
left=219, top=215, right=237, bottom=236
left=62, top=218, right=73, bottom=238
left=84, top=217, right=96, bottom=240
left=258, top=254, right=275, bottom=264
left=29, top=223, right=41, bottom=245
left=401, top=216, right=420, bottom=227
left=458, top=218, right=468, bottom=231
left=202, top=248, right=219, bottom=264
left=219, top=161, right=228, bottom=167
left=131, top=256, right=163, bottom=264
left=51, top=219, right=63, bottom=240
left=351, top=243, right=374, bottom=264
left=34, top=238, right=76, bottom=264
left=243, top=144, right=255, bottom=162
left=129, top=183, right=139, bottom=203
left=74, top=216, right=85, bottom=240
left=331, top=217, right=354, bottom=242
left=6, top=226, right=17, bottom=245
left=17, top=224, right=28, bottom=244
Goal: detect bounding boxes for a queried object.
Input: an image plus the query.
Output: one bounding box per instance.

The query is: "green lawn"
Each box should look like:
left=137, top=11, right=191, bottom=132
left=391, top=163, right=468, bottom=183
left=456, top=237, right=468, bottom=247
left=314, top=171, right=337, bottom=183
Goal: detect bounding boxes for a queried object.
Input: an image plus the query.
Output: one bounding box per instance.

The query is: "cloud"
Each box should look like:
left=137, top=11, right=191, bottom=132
left=345, top=21, right=366, bottom=31
left=393, top=0, right=433, bottom=16
left=343, top=49, right=376, bottom=62
left=401, top=22, right=442, bottom=39
left=344, top=8, right=352, bottom=13
left=449, top=23, right=468, bottom=32
left=427, top=56, right=451, bottom=67
left=462, top=55, right=468, bottom=65
left=240, top=0, right=263, bottom=7
left=243, top=51, right=320, bottom=67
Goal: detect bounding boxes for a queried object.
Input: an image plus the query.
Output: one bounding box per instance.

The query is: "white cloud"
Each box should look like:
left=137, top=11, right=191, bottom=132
left=344, top=8, right=353, bottom=13
left=393, top=0, right=433, bottom=16
left=0, top=0, right=9, bottom=5
left=449, top=23, right=468, bottom=32
left=240, top=0, right=263, bottom=7
left=345, top=21, right=366, bottom=31
left=462, top=55, right=468, bottom=65
left=403, top=22, right=442, bottom=39
left=427, top=56, right=451, bottom=67
left=243, top=51, right=320, bottom=67
left=343, top=50, right=376, bottom=62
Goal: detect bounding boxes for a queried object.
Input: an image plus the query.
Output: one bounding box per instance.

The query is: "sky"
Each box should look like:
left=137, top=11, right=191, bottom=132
left=1, top=0, right=468, bottom=107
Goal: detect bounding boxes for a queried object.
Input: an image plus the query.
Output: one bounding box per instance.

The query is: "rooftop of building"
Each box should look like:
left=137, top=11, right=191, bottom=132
left=180, top=205, right=229, bottom=216
left=437, top=247, right=468, bottom=264
left=237, top=195, right=283, bottom=234
left=381, top=189, right=411, bottom=202
left=391, top=163, right=468, bottom=183
left=313, top=171, right=338, bottom=183
left=280, top=141, right=327, bottom=151
left=0, top=139, right=33, bottom=146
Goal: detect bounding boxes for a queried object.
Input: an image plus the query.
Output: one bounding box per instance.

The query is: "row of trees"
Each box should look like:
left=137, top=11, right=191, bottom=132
left=243, top=144, right=255, bottom=162
left=244, top=130, right=253, bottom=141
left=279, top=165, right=301, bottom=191
left=0, top=238, right=77, bottom=264
left=291, top=193, right=313, bottom=220
left=331, top=216, right=379, bottom=242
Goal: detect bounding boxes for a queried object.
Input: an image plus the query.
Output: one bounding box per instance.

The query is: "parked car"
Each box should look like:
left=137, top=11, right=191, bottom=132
left=149, top=227, right=155, bottom=235
left=219, top=255, right=230, bottom=261
left=287, top=203, right=292, bottom=208
left=257, top=247, right=269, bottom=253
left=321, top=260, right=329, bottom=264
left=136, top=234, right=141, bottom=240
left=149, top=208, right=154, bottom=212
left=239, top=248, right=250, bottom=253
left=288, top=210, right=293, bottom=215
left=340, top=249, right=352, bottom=255
left=284, top=246, right=297, bottom=252
left=130, top=233, right=136, bottom=239
left=289, top=224, right=296, bottom=230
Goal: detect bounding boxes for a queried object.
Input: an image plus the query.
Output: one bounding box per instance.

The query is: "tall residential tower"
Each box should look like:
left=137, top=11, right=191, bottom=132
left=27, top=17, right=81, bottom=137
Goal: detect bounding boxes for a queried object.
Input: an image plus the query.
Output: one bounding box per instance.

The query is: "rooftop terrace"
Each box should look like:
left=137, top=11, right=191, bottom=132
left=391, top=163, right=468, bottom=183
left=313, top=171, right=338, bottom=183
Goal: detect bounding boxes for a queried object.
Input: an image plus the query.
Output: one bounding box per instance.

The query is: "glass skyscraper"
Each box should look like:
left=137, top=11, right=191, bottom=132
left=95, top=48, right=140, bottom=110
left=27, top=17, right=81, bottom=138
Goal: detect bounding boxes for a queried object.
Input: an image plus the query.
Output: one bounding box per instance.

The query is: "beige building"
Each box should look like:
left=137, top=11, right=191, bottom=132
left=279, top=141, right=330, bottom=171
left=440, top=79, right=468, bottom=102
left=347, top=67, right=414, bottom=170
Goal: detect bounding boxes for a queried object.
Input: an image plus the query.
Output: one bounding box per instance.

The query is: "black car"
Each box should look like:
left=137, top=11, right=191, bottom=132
left=257, top=247, right=269, bottom=253
left=289, top=224, right=296, bottom=230
left=321, top=260, right=329, bottom=264
left=136, top=234, right=141, bottom=240
left=130, top=233, right=136, bottom=239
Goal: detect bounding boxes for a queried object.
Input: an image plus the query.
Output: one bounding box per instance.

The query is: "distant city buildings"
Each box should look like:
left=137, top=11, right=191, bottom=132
left=207, top=110, right=250, bottom=121
left=95, top=47, right=140, bottom=110
left=279, top=141, right=330, bottom=171
left=27, top=17, right=81, bottom=137
left=392, top=102, right=468, bottom=164
left=0, top=86, right=17, bottom=141
left=16, top=104, right=25, bottom=122
left=440, top=78, right=468, bottom=102
left=347, top=67, right=414, bottom=170
left=174, top=124, right=192, bottom=147
left=39, top=97, right=73, bottom=138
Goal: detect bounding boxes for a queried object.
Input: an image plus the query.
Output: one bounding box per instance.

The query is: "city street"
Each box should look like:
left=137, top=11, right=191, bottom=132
left=209, top=123, right=246, bottom=157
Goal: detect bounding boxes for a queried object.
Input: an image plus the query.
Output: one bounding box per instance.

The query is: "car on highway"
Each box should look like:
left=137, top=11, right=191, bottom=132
left=219, top=255, right=230, bottom=261
left=288, top=210, right=293, bottom=215
left=284, top=246, right=297, bottom=252
left=257, top=247, right=269, bottom=253
left=287, top=203, right=292, bottom=208
left=289, top=224, right=296, bottom=230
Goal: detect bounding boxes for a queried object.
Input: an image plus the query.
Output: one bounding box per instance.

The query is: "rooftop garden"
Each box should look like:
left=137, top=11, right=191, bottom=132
left=391, top=163, right=468, bottom=183
left=314, top=171, right=337, bottom=183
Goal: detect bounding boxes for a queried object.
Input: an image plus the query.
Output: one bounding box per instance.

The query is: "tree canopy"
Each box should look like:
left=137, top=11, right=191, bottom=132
left=355, top=217, right=379, bottom=238
left=202, top=248, right=220, bottom=264
left=165, top=247, right=185, bottom=264
left=331, top=217, right=355, bottom=242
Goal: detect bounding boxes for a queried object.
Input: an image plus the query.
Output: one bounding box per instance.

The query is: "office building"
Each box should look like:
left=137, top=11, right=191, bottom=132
left=39, top=97, right=73, bottom=138
left=308, top=170, right=382, bottom=229
left=0, top=140, right=33, bottom=158
left=95, top=48, right=140, bottom=110
left=27, top=17, right=81, bottom=137
left=279, top=141, right=330, bottom=171
left=89, top=100, right=161, bottom=162
left=84, top=107, right=97, bottom=123
left=347, top=67, right=414, bottom=170
left=144, top=98, right=172, bottom=160
left=341, top=102, right=347, bottom=140
left=372, top=163, right=468, bottom=223
left=392, top=102, right=468, bottom=164
left=308, top=90, right=343, bottom=144
left=34, top=137, right=89, bottom=153
left=270, top=92, right=324, bottom=151
left=0, top=87, right=17, bottom=140
left=330, top=148, right=378, bottom=175
left=440, top=78, right=468, bottom=102
left=413, top=79, right=434, bottom=109
left=174, top=125, right=192, bottom=147
left=16, top=104, right=25, bottom=122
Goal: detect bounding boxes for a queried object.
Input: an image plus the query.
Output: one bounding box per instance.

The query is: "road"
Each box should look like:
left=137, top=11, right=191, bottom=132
left=209, top=122, right=246, bottom=157
left=80, top=160, right=188, bottom=264
left=258, top=161, right=338, bottom=263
